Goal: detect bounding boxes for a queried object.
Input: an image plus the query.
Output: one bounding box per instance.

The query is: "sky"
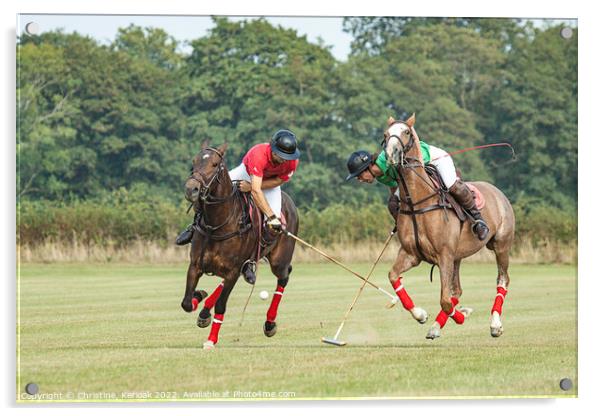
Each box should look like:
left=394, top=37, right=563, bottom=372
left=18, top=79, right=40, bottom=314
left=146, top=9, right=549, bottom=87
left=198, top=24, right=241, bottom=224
left=17, top=14, right=576, bottom=62
left=17, top=14, right=355, bottom=61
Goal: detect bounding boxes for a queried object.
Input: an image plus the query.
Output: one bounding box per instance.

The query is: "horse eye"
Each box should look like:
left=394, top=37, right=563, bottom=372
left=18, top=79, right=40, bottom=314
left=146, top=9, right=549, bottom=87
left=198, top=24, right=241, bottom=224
left=212, top=162, right=219, bottom=167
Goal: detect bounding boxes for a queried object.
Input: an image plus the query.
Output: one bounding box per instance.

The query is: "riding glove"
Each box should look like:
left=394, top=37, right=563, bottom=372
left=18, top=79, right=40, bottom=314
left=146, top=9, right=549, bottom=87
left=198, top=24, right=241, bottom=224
left=267, top=215, right=282, bottom=232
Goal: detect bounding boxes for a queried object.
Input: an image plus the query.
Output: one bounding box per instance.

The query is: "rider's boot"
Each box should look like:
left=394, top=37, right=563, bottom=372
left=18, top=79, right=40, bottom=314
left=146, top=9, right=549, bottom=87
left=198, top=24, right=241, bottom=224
left=449, top=180, right=489, bottom=241
left=175, top=210, right=202, bottom=246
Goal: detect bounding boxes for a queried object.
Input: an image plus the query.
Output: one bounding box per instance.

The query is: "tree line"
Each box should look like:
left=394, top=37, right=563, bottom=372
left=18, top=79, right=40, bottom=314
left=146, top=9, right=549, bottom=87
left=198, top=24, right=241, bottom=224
left=17, top=17, right=577, bottom=241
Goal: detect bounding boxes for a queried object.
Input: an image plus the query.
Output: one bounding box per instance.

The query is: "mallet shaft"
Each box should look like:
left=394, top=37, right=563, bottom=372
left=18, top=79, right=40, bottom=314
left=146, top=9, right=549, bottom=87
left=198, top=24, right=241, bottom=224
left=284, top=231, right=396, bottom=300
left=338, top=230, right=397, bottom=323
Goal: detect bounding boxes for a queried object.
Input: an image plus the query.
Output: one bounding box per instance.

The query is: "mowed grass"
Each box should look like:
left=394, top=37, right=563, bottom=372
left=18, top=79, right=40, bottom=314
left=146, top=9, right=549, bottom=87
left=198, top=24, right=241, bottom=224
left=17, top=261, right=577, bottom=401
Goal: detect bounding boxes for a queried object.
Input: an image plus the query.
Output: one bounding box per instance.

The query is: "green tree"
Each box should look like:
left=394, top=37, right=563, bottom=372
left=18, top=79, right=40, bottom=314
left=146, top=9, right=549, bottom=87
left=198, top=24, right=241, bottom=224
left=183, top=17, right=350, bottom=207
left=483, top=25, right=577, bottom=209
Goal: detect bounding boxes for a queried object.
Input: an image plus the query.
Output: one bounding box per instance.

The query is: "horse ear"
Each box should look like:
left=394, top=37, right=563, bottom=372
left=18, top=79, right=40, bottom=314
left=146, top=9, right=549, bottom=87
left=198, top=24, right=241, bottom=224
left=387, top=116, right=396, bottom=126
left=200, top=138, right=210, bottom=149
left=218, top=142, right=228, bottom=154
left=405, top=113, right=416, bottom=128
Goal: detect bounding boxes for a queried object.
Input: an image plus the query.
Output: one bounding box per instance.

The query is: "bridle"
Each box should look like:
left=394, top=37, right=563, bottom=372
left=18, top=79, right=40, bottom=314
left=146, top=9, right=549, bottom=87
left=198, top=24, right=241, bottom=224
left=186, top=146, right=252, bottom=243
left=187, top=147, right=234, bottom=205
left=381, top=120, right=419, bottom=166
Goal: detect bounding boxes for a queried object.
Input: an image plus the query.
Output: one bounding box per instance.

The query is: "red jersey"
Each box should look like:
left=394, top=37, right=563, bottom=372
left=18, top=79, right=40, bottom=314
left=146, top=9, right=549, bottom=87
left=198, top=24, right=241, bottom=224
left=242, top=143, right=299, bottom=182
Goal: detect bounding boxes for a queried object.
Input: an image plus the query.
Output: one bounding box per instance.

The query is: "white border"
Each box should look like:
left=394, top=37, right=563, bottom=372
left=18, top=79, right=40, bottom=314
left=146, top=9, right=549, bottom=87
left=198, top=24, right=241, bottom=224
left=4, top=1, right=600, bottom=415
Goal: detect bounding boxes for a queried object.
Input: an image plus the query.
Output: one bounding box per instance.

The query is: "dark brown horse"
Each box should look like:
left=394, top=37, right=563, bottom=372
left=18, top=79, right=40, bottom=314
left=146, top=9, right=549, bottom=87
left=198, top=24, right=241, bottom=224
left=181, top=140, right=299, bottom=349
left=382, top=115, right=515, bottom=339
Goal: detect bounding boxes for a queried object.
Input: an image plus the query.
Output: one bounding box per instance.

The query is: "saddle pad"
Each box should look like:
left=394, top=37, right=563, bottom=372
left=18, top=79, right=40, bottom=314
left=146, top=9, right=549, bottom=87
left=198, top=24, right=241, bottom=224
left=466, top=183, right=485, bottom=210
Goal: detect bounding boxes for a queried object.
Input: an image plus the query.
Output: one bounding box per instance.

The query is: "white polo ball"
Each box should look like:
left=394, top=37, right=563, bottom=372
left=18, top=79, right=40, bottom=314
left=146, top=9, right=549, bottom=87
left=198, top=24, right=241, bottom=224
left=259, top=290, right=269, bottom=300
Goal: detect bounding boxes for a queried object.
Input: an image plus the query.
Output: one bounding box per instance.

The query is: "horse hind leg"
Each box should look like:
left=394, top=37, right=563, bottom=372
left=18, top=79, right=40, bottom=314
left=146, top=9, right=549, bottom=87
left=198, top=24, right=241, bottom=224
left=264, top=263, right=292, bottom=338
left=263, top=216, right=297, bottom=338
left=490, top=247, right=510, bottom=338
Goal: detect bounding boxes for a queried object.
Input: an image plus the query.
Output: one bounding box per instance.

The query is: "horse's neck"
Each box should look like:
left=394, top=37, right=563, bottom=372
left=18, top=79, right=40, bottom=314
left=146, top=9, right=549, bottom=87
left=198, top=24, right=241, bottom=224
left=201, top=169, right=238, bottom=227
left=398, top=150, right=433, bottom=204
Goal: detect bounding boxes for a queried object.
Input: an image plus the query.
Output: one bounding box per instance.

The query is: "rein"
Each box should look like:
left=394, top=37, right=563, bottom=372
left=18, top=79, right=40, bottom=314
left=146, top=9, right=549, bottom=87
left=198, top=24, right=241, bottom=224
left=188, top=147, right=252, bottom=242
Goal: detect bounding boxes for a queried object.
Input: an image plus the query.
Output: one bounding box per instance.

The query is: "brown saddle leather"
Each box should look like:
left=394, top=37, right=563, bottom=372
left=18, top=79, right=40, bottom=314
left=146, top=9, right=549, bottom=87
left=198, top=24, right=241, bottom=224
left=240, top=189, right=284, bottom=249
left=423, top=164, right=467, bottom=222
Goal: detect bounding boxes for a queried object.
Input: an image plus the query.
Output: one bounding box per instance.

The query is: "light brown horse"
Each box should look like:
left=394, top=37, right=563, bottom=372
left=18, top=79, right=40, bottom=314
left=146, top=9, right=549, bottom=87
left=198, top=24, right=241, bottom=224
left=383, top=115, right=515, bottom=339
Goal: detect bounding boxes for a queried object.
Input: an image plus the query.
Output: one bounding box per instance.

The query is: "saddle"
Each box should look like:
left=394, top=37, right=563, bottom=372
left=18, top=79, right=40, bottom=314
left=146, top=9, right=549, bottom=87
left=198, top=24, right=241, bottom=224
left=235, top=182, right=285, bottom=249
left=422, top=164, right=485, bottom=222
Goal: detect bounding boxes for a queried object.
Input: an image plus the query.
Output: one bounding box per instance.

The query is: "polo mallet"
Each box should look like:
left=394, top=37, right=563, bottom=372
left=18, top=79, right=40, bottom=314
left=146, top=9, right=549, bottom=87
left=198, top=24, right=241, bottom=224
left=284, top=230, right=399, bottom=307
left=321, top=228, right=396, bottom=346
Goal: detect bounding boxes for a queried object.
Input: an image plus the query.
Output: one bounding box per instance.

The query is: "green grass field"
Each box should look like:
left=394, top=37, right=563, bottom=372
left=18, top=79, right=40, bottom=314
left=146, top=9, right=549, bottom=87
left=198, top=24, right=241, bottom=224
left=17, top=261, right=577, bottom=401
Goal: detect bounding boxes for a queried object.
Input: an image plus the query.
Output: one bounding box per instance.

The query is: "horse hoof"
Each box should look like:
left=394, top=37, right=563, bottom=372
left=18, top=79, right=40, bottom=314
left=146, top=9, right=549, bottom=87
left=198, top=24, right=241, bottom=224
left=490, top=326, right=504, bottom=337
left=411, top=307, right=428, bottom=324
left=203, top=340, right=215, bottom=350
left=197, top=308, right=212, bottom=328
left=426, top=324, right=441, bottom=340
left=264, top=321, right=277, bottom=337
left=490, top=312, right=503, bottom=337
left=458, top=306, right=473, bottom=318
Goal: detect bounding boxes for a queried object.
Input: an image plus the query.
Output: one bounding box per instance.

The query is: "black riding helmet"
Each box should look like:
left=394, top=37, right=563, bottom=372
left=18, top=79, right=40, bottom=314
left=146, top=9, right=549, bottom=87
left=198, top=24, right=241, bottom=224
left=270, top=129, right=300, bottom=160
left=345, top=150, right=372, bottom=181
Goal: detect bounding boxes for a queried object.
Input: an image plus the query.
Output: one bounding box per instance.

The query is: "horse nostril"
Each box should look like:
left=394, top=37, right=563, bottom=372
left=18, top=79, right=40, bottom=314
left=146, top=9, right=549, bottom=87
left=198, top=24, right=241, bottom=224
left=192, top=187, right=199, bottom=194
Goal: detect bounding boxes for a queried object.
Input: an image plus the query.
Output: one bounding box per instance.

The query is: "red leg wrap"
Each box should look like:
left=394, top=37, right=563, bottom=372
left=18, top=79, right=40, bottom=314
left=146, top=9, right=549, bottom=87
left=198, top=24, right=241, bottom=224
left=207, top=313, right=224, bottom=344
left=391, top=278, right=415, bottom=310
left=435, top=297, right=460, bottom=328
left=449, top=297, right=464, bottom=324
left=435, top=310, right=448, bottom=328
left=192, top=297, right=199, bottom=311
left=491, top=286, right=507, bottom=315
left=266, top=285, right=285, bottom=322
left=204, top=282, right=224, bottom=310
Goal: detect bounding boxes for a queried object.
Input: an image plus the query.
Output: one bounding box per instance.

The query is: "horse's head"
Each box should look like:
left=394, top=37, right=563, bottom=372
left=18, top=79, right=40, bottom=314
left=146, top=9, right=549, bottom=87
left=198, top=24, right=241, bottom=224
left=382, top=113, right=417, bottom=167
left=185, top=140, right=228, bottom=204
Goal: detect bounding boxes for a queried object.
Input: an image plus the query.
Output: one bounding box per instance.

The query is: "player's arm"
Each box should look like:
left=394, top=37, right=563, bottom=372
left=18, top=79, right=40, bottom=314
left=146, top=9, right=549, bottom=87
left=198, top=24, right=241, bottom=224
left=261, top=177, right=285, bottom=189
left=250, top=175, right=275, bottom=218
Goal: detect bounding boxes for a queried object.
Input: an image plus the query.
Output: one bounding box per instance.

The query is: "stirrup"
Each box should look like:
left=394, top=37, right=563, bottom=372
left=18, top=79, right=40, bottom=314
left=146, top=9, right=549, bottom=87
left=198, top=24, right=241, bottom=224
left=241, top=260, right=257, bottom=285
left=471, top=219, right=489, bottom=240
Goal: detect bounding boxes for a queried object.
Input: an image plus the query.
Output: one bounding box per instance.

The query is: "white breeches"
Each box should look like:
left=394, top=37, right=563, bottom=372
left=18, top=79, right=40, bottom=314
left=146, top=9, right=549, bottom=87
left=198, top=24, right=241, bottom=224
left=229, top=163, right=282, bottom=217
left=393, top=144, right=458, bottom=197
left=428, top=145, right=458, bottom=189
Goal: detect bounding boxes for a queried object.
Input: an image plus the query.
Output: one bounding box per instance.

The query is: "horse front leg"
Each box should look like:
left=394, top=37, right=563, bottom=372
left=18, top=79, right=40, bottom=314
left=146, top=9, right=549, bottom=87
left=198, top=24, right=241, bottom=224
left=388, top=248, right=427, bottom=324
left=181, top=261, right=202, bottom=312
left=196, top=280, right=224, bottom=328
left=203, top=275, right=238, bottom=350
left=427, top=256, right=464, bottom=339
left=430, top=259, right=473, bottom=333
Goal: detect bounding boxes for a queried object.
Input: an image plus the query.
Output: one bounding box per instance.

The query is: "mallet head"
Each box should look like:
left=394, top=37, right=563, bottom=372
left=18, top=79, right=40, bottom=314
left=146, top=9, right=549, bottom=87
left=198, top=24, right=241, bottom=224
left=321, top=337, right=347, bottom=347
